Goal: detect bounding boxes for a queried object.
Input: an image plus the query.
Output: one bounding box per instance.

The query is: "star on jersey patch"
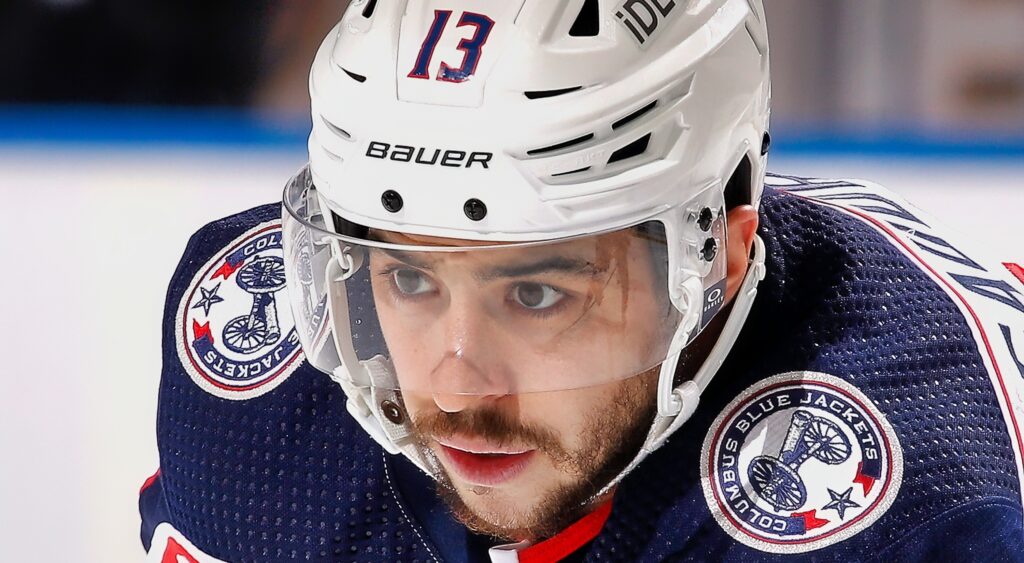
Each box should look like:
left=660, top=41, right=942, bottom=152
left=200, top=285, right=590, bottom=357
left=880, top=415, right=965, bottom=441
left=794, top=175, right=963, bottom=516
left=174, top=222, right=307, bottom=400
left=700, top=372, right=903, bottom=554
left=192, top=283, right=225, bottom=316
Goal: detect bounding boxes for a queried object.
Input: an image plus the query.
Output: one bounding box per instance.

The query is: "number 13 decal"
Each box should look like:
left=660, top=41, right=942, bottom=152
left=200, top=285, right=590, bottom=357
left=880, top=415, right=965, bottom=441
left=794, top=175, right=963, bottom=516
left=408, top=10, right=495, bottom=83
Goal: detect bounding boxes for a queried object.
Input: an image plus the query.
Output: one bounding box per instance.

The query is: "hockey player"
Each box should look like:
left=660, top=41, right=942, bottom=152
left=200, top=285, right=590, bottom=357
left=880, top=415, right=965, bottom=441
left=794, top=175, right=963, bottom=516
left=140, top=1, right=1024, bottom=561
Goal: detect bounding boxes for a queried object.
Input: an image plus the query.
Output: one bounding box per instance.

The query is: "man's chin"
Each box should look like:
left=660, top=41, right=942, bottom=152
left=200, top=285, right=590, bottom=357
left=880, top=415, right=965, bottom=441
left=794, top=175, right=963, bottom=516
left=452, top=481, right=534, bottom=529
left=432, top=452, right=605, bottom=542
left=436, top=470, right=583, bottom=542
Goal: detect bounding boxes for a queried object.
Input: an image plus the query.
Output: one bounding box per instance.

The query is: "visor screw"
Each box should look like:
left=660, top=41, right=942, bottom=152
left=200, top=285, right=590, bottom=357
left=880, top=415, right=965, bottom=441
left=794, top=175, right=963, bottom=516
left=697, top=207, right=714, bottom=232
left=381, top=400, right=404, bottom=424
left=700, top=238, right=718, bottom=262
left=464, top=198, right=487, bottom=221
left=761, top=131, right=772, bottom=156
left=381, top=190, right=404, bottom=213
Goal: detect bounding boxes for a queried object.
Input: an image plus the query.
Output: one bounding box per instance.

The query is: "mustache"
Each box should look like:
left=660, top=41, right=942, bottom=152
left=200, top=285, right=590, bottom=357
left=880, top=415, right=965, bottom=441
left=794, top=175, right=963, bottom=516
left=411, top=407, right=565, bottom=458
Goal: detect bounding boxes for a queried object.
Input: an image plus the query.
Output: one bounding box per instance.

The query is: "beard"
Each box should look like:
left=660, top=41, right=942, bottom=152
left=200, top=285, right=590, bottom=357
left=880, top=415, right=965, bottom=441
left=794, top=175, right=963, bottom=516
left=409, top=370, right=659, bottom=542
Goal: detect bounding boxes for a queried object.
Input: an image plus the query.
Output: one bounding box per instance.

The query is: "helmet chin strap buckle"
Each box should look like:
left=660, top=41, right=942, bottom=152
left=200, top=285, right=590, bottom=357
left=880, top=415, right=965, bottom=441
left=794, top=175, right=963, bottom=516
left=673, top=381, right=700, bottom=421
left=333, top=367, right=402, bottom=455
left=329, top=242, right=363, bottom=281
left=650, top=380, right=701, bottom=450
left=657, top=354, right=685, bottom=417
left=655, top=349, right=701, bottom=419
left=658, top=274, right=703, bottom=417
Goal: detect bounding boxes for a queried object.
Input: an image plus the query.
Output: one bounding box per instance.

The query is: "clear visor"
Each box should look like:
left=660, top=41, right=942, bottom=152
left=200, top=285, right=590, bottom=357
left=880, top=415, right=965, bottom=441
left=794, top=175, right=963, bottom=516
left=282, top=171, right=688, bottom=395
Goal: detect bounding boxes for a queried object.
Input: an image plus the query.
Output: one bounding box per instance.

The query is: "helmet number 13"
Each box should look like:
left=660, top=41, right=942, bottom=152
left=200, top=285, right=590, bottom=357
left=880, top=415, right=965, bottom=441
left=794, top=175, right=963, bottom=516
left=408, top=10, right=495, bottom=83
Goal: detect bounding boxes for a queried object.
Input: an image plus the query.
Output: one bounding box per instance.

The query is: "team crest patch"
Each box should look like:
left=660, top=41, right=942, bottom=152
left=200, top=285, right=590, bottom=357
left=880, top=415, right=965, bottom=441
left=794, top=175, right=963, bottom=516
left=700, top=372, right=903, bottom=553
left=175, top=222, right=304, bottom=400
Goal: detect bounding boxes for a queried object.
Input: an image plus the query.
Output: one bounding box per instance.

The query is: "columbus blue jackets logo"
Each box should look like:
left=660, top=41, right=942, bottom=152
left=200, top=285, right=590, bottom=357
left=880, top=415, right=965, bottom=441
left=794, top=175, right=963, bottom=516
left=175, top=222, right=304, bottom=400
left=701, top=372, right=903, bottom=553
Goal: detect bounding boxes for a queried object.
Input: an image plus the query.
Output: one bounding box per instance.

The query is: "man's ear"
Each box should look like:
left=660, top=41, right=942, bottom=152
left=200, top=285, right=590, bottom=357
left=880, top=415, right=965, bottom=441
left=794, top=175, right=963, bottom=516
left=724, top=205, right=759, bottom=304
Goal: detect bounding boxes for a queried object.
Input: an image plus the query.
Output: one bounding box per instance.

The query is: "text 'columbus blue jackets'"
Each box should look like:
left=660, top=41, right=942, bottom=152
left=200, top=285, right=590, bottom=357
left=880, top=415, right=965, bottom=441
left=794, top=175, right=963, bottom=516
left=140, top=175, right=1024, bottom=562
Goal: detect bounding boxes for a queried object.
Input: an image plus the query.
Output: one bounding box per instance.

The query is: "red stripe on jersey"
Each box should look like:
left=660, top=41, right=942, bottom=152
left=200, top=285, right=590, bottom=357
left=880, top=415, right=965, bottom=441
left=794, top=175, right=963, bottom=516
left=140, top=468, right=161, bottom=495
left=519, top=499, right=613, bottom=563
left=1005, top=263, right=1024, bottom=285
left=162, top=537, right=200, bottom=563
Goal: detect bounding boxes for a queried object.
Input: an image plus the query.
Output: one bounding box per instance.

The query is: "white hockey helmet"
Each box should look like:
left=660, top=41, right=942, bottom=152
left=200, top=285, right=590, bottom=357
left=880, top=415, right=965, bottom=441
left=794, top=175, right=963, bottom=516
left=283, top=0, right=770, bottom=488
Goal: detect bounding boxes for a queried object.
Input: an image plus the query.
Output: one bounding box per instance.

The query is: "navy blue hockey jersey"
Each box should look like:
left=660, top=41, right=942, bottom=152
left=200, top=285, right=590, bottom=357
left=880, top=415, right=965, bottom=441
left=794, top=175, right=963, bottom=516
left=140, top=175, right=1024, bottom=562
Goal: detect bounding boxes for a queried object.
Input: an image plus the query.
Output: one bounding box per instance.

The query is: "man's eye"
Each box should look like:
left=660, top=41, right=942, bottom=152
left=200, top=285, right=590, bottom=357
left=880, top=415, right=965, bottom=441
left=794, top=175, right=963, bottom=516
left=512, top=283, right=564, bottom=310
left=392, top=269, right=434, bottom=295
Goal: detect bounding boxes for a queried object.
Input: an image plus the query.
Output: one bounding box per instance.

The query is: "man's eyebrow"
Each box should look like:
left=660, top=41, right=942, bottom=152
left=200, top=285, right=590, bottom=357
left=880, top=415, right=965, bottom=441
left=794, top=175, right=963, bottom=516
left=371, top=246, right=602, bottom=280
left=476, top=256, right=602, bottom=281
left=372, top=247, right=436, bottom=270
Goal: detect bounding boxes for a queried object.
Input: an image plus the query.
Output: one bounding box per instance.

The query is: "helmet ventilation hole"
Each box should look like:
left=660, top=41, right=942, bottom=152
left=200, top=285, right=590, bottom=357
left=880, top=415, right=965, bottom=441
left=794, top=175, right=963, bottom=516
left=569, top=0, right=601, bottom=37
left=341, top=68, right=367, bottom=83
left=524, top=86, right=584, bottom=100
left=613, top=101, right=658, bottom=130
left=321, top=117, right=352, bottom=141
left=608, top=133, right=651, bottom=164
left=552, top=166, right=592, bottom=178
left=527, top=133, right=594, bottom=156
left=322, top=147, right=344, bottom=163
left=361, top=0, right=378, bottom=19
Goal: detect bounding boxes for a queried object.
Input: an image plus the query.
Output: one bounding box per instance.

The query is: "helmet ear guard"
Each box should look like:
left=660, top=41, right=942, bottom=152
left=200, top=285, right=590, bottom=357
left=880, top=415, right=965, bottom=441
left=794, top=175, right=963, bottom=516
left=595, top=168, right=766, bottom=495
left=323, top=247, right=438, bottom=474
left=598, top=232, right=765, bottom=497
left=655, top=182, right=728, bottom=416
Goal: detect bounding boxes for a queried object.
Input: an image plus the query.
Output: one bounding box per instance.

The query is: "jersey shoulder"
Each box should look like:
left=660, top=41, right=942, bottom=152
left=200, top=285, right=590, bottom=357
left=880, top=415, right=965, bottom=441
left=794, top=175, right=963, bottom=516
left=160, top=202, right=295, bottom=401
left=621, top=174, right=1024, bottom=561
left=762, top=173, right=1024, bottom=522
left=140, top=204, right=437, bottom=561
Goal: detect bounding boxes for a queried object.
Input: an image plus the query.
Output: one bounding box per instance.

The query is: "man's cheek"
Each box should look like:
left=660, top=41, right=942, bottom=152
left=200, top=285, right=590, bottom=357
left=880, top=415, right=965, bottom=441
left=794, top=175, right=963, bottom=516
left=527, top=400, right=584, bottom=452
left=401, top=392, right=438, bottom=428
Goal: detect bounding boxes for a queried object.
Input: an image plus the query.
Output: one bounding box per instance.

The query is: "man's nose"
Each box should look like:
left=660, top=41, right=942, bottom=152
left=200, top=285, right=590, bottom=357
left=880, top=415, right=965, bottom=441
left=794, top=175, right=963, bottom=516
left=429, top=299, right=511, bottom=412
left=432, top=392, right=480, bottom=414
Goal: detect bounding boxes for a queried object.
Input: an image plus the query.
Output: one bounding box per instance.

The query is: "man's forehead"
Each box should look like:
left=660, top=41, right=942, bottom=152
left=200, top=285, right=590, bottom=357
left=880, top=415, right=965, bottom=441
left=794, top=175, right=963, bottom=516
left=367, top=227, right=636, bottom=250
left=365, top=228, right=644, bottom=280
left=369, top=228, right=500, bottom=248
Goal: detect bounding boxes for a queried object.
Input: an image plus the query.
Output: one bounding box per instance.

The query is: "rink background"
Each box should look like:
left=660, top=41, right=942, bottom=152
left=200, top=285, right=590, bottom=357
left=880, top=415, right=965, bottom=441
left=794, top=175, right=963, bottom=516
left=0, top=136, right=1021, bottom=561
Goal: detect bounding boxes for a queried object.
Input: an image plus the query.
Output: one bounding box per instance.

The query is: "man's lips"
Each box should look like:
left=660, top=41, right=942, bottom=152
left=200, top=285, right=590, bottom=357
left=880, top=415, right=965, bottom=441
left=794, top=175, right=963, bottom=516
left=435, top=436, right=531, bottom=455
left=434, top=437, right=536, bottom=486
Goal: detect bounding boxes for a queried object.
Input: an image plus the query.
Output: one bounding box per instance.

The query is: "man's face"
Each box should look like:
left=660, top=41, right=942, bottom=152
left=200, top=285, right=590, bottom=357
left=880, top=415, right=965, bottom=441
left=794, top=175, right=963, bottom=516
left=367, top=228, right=670, bottom=540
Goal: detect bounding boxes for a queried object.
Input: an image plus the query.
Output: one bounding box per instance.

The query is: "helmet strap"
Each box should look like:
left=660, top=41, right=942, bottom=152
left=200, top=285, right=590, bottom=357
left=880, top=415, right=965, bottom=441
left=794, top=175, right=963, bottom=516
left=593, top=235, right=766, bottom=497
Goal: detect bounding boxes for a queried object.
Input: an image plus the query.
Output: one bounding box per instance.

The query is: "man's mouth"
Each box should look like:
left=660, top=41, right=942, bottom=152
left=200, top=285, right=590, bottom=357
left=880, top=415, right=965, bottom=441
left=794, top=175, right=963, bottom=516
left=434, top=436, right=536, bottom=487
